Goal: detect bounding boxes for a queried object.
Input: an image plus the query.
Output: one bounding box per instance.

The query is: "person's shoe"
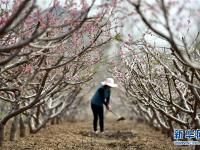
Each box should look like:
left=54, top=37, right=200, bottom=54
left=94, top=131, right=99, bottom=134
left=100, top=131, right=105, bottom=137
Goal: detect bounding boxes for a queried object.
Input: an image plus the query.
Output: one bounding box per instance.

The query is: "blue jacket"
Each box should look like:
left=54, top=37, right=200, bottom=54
left=91, top=85, right=110, bottom=107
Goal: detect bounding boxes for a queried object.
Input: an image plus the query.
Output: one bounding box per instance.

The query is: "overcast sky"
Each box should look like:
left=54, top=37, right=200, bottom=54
left=36, top=0, right=64, bottom=8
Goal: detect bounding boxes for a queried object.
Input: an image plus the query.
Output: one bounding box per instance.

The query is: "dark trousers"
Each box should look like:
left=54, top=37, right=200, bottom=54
left=91, top=103, right=104, bottom=132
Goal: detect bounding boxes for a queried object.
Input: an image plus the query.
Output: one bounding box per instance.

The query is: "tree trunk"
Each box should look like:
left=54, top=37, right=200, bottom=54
left=51, top=118, right=55, bottom=125
left=28, top=118, right=34, bottom=134
left=43, top=122, right=47, bottom=128
left=0, top=123, right=4, bottom=147
left=19, top=115, right=26, bottom=137
left=56, top=116, right=60, bottom=124
left=10, top=115, right=19, bottom=141
left=36, top=106, right=40, bottom=127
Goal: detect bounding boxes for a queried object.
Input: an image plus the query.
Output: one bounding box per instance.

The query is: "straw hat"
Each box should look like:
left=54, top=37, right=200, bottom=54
left=101, top=78, right=118, bottom=88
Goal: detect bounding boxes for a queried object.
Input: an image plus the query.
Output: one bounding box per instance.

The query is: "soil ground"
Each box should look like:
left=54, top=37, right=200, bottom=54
left=3, top=120, right=193, bottom=150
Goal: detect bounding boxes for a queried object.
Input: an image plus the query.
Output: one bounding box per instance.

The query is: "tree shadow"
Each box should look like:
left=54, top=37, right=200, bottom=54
left=79, top=130, right=137, bottom=140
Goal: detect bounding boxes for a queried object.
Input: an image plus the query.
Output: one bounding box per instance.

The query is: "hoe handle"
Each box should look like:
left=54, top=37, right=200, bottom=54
left=109, top=110, right=121, bottom=118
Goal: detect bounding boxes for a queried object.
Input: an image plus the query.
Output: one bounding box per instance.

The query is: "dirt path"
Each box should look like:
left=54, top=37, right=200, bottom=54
left=4, top=120, right=192, bottom=150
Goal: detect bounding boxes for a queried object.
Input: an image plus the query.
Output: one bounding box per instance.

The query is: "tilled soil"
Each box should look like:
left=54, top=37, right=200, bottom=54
left=4, top=120, right=193, bottom=150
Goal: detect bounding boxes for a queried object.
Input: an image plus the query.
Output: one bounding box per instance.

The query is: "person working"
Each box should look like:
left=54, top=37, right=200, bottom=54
left=91, top=78, right=117, bottom=134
